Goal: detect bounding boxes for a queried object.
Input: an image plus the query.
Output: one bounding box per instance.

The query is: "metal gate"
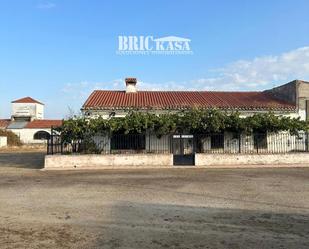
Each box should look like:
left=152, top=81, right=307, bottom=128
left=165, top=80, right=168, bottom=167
left=172, top=134, right=195, bottom=166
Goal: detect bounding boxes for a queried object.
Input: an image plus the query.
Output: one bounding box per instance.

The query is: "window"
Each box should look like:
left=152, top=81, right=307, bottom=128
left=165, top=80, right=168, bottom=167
left=33, top=131, right=50, bottom=140
left=254, top=133, right=267, bottom=149
left=210, top=133, right=224, bottom=149
left=111, top=134, right=145, bottom=150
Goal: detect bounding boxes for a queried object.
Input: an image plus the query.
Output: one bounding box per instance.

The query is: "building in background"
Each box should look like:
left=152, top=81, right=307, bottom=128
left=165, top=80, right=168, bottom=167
left=0, top=97, right=62, bottom=144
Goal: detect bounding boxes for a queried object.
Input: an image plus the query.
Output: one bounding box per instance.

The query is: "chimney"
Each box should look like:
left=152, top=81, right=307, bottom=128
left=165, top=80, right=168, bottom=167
left=125, top=78, right=137, bottom=93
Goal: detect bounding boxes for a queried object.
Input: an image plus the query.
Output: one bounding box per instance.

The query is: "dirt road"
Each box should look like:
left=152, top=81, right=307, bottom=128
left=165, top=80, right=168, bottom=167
left=0, top=152, right=309, bottom=248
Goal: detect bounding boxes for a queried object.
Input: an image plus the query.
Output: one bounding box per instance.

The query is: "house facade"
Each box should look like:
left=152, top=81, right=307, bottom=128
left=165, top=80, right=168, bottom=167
left=0, top=97, right=62, bottom=144
left=82, top=78, right=309, bottom=120
left=75, top=78, right=309, bottom=165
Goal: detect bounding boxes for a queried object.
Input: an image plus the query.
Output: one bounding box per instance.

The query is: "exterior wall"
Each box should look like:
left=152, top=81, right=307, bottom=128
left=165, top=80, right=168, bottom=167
left=84, top=109, right=299, bottom=120
left=198, top=133, right=255, bottom=153
left=83, top=110, right=128, bottom=119
left=91, top=133, right=171, bottom=153
left=197, top=132, right=307, bottom=154
left=45, top=154, right=173, bottom=169
left=35, top=104, right=44, bottom=119
left=45, top=153, right=309, bottom=169
left=264, top=80, right=297, bottom=105
left=297, top=81, right=309, bottom=120
left=239, top=134, right=255, bottom=153
left=265, top=80, right=309, bottom=121
left=0, top=136, right=7, bottom=147
left=199, top=136, right=211, bottom=151
left=224, top=132, right=239, bottom=153
left=8, top=128, right=51, bottom=144
left=92, top=134, right=111, bottom=152
left=195, top=153, right=309, bottom=166
left=89, top=131, right=307, bottom=154
left=12, top=102, right=44, bottom=120
left=146, top=134, right=170, bottom=153
left=267, top=132, right=306, bottom=152
left=238, top=112, right=299, bottom=119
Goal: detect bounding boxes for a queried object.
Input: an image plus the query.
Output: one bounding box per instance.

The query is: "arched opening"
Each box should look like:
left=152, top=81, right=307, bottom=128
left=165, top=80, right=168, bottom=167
left=33, top=131, right=50, bottom=140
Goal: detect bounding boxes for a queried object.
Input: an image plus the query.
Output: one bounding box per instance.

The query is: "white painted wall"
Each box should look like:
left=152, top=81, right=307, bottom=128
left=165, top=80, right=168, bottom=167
left=45, top=154, right=173, bottom=169
left=36, top=104, right=44, bottom=119
left=92, top=134, right=171, bottom=154
left=90, top=131, right=308, bottom=154
left=195, top=153, right=309, bottom=166
left=146, top=134, right=170, bottom=153
left=8, top=128, right=51, bottom=144
left=84, top=109, right=300, bottom=120
left=45, top=153, right=309, bottom=169
left=12, top=102, right=44, bottom=120
left=93, top=134, right=111, bottom=152
left=0, top=136, right=7, bottom=147
left=267, top=132, right=306, bottom=152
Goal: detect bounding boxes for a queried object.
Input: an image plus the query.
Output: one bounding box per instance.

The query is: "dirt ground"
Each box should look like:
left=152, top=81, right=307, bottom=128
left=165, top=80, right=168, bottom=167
left=0, top=152, right=309, bottom=249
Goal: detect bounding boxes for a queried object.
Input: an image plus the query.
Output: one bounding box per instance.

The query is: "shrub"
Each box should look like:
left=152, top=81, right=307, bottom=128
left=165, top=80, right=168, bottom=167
left=0, top=129, right=22, bottom=146
left=56, top=110, right=309, bottom=145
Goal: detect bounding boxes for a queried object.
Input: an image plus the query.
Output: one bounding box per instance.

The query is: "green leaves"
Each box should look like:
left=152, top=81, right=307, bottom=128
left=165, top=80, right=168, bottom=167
left=57, top=110, right=309, bottom=143
left=243, top=113, right=309, bottom=134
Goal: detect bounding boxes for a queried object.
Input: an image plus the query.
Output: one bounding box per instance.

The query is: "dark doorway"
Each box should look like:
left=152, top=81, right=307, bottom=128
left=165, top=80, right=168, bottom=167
left=172, top=135, right=195, bottom=166
left=33, top=130, right=50, bottom=140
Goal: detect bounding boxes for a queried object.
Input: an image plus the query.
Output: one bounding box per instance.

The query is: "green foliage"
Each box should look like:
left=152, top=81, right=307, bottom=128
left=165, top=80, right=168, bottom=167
left=0, top=129, right=22, bottom=146
left=243, top=113, right=308, bottom=135
left=56, top=110, right=309, bottom=144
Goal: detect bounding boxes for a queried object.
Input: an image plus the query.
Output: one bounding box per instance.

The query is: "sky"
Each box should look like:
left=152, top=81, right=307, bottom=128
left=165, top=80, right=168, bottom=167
left=1, top=0, right=309, bottom=119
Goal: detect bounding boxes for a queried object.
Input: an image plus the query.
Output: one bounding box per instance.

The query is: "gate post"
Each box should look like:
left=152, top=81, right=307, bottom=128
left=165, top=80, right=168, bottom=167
left=238, top=133, right=241, bottom=153
left=305, top=131, right=309, bottom=152
left=148, top=132, right=151, bottom=153
left=170, top=134, right=173, bottom=154
left=50, top=126, right=54, bottom=155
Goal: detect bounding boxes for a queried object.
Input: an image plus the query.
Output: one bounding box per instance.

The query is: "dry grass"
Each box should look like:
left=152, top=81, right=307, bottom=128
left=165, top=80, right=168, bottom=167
left=0, top=130, right=22, bottom=146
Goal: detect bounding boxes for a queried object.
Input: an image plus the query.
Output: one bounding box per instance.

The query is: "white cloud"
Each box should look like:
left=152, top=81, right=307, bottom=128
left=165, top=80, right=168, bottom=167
left=191, top=46, right=309, bottom=91
left=36, top=2, right=56, bottom=9
left=61, top=79, right=124, bottom=100
left=56, top=46, right=309, bottom=118
left=138, top=46, right=309, bottom=91
left=61, top=46, right=309, bottom=102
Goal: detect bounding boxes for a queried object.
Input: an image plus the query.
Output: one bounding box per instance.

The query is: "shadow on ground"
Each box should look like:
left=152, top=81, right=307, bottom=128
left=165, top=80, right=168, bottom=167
left=0, top=152, right=45, bottom=169
left=94, top=202, right=309, bottom=249
left=1, top=167, right=309, bottom=248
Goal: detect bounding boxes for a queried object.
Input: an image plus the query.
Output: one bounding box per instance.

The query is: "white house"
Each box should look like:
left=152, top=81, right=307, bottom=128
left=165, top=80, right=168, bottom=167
left=0, top=97, right=62, bottom=144
left=82, top=78, right=309, bottom=120
left=77, top=78, right=309, bottom=165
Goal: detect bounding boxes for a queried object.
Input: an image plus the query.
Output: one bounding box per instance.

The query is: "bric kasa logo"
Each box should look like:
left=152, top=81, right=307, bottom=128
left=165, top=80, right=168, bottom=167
left=116, top=35, right=193, bottom=55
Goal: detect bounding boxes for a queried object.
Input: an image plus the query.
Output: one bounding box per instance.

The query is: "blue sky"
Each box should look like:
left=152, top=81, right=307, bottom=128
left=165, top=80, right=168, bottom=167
left=1, top=0, right=309, bottom=118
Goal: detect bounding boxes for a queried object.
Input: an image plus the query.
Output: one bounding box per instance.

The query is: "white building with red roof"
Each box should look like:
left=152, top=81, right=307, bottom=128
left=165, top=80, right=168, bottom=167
left=75, top=78, right=309, bottom=162
left=82, top=78, right=309, bottom=120
left=11, top=97, right=45, bottom=121
left=0, top=97, right=62, bottom=144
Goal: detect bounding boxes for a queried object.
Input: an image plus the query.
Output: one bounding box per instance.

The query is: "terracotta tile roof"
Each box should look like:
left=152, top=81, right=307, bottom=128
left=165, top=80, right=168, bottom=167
left=0, top=119, right=11, bottom=128
left=12, top=97, right=44, bottom=105
left=82, top=90, right=296, bottom=111
left=25, top=120, right=63, bottom=129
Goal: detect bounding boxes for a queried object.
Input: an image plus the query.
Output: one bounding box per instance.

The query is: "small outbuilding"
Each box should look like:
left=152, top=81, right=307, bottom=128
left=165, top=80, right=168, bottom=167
left=0, top=97, right=62, bottom=144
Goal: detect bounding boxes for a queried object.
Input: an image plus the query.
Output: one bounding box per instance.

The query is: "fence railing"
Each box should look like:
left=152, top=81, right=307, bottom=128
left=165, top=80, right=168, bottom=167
left=47, top=131, right=309, bottom=155
left=47, top=133, right=173, bottom=155
left=194, top=132, right=309, bottom=154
